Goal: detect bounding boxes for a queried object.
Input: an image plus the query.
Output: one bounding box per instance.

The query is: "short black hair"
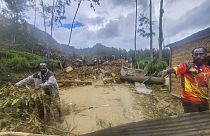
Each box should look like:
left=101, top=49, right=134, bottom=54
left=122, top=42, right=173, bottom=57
left=191, top=47, right=208, bottom=54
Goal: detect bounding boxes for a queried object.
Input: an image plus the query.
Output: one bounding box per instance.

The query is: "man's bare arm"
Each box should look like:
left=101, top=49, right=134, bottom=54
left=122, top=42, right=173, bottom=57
left=161, top=68, right=176, bottom=77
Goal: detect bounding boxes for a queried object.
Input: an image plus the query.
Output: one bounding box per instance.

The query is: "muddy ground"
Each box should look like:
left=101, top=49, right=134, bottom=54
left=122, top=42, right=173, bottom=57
left=59, top=82, right=183, bottom=135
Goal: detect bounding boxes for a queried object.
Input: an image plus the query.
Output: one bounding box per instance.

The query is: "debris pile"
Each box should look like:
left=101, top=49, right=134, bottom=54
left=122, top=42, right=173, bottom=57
left=62, top=66, right=98, bottom=80
left=56, top=59, right=130, bottom=87
left=133, top=85, right=183, bottom=119
left=0, top=84, right=68, bottom=135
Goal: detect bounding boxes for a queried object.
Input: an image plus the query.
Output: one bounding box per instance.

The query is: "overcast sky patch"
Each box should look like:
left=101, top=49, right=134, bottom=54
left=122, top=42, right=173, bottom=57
left=25, top=0, right=210, bottom=50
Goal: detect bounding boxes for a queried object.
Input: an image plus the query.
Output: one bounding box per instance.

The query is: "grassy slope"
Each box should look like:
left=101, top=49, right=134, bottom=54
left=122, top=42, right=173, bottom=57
left=0, top=49, right=59, bottom=83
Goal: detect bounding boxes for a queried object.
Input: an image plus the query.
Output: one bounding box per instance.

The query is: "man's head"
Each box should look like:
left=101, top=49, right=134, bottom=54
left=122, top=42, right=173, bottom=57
left=192, top=47, right=208, bottom=66
left=39, top=63, right=48, bottom=74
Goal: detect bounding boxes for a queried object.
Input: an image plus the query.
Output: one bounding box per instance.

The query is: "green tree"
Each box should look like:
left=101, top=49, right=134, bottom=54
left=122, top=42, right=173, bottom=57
left=2, top=0, right=32, bottom=43
left=138, top=0, right=155, bottom=62
left=138, top=13, right=151, bottom=38
left=43, top=0, right=69, bottom=37
left=3, top=0, right=31, bottom=23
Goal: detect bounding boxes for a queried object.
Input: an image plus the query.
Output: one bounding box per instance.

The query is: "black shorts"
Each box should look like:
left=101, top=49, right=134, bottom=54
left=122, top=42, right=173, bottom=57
left=44, top=89, right=52, bottom=96
left=182, top=100, right=209, bottom=113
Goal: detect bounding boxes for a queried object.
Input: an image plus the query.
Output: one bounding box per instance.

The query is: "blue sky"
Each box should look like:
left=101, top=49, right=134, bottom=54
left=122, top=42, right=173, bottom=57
left=26, top=0, right=210, bottom=50
left=60, top=21, right=84, bottom=29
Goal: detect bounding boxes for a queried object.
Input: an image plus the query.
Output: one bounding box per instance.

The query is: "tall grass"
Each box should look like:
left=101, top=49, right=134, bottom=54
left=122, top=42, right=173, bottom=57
left=0, top=84, right=70, bottom=135
left=0, top=50, right=59, bottom=82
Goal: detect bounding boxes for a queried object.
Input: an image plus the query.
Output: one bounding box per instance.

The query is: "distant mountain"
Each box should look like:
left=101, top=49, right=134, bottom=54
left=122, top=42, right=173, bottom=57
left=60, top=43, right=128, bottom=58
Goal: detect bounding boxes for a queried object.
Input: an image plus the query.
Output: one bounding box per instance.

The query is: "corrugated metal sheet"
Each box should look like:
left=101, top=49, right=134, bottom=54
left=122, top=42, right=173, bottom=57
left=81, top=111, right=210, bottom=136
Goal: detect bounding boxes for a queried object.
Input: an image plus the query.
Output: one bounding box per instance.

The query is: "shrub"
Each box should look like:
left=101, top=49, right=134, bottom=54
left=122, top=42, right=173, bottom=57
left=137, top=59, right=149, bottom=69
left=137, top=58, right=168, bottom=76
left=0, top=64, right=10, bottom=82
left=8, top=57, right=31, bottom=71
left=0, top=49, right=59, bottom=73
left=150, top=59, right=168, bottom=74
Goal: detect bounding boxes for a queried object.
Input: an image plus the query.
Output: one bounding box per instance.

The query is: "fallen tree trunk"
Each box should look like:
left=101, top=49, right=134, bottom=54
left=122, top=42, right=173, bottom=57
left=121, top=76, right=165, bottom=84
left=0, top=132, right=58, bottom=136
left=122, top=66, right=144, bottom=72
left=121, top=66, right=147, bottom=77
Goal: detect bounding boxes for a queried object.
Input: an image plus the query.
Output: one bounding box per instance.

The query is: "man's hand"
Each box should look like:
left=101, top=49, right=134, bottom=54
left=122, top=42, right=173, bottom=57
left=15, top=83, right=21, bottom=87
left=160, top=69, right=169, bottom=77
left=160, top=68, right=176, bottom=77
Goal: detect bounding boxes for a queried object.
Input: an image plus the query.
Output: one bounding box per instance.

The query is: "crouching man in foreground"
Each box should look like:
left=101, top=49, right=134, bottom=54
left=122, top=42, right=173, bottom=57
left=15, top=62, right=64, bottom=123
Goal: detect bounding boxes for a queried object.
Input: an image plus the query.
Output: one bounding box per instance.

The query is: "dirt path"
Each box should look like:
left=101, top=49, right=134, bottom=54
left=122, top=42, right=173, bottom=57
left=60, top=83, right=145, bottom=135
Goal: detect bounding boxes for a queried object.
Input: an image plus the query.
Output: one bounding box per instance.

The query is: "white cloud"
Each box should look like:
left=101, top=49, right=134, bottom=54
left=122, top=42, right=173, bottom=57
left=164, top=0, right=206, bottom=20
left=26, top=0, right=210, bottom=50
left=163, top=0, right=210, bottom=45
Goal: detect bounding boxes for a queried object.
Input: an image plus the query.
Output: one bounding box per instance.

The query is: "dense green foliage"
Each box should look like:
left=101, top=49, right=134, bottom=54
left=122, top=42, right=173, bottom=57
left=137, top=58, right=168, bottom=76
left=0, top=50, right=59, bottom=82
left=150, top=59, right=168, bottom=74
left=128, top=48, right=169, bottom=75
left=0, top=50, right=59, bottom=70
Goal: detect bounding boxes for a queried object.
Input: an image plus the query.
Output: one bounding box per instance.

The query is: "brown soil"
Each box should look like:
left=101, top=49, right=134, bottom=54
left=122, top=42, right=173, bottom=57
left=60, top=83, right=145, bottom=135
left=60, top=83, right=183, bottom=135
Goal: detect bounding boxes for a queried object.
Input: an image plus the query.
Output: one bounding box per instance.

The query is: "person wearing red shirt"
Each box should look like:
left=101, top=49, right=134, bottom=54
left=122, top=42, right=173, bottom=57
left=162, top=47, right=210, bottom=113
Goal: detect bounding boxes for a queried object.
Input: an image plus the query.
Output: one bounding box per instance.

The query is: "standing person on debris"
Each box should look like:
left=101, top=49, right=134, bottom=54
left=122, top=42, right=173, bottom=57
left=15, top=62, right=64, bottom=123
left=161, top=47, right=210, bottom=113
